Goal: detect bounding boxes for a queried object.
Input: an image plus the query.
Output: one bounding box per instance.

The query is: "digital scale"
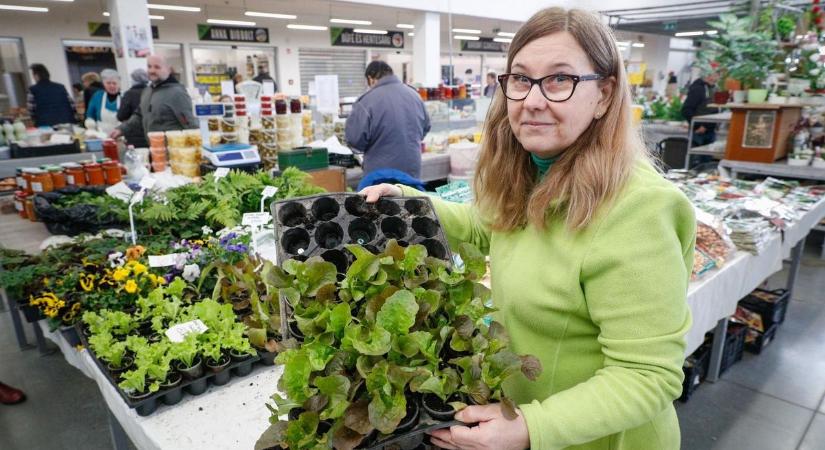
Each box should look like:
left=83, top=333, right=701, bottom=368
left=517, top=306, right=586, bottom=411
left=202, top=143, right=261, bottom=168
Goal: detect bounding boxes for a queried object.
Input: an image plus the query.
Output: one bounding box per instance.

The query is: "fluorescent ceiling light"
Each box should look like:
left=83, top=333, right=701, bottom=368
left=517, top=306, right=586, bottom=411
left=287, top=24, right=328, bottom=31
left=397, top=23, right=414, bottom=29
left=497, top=31, right=516, bottom=37
left=675, top=31, right=706, bottom=37
left=353, top=28, right=387, bottom=35
left=616, top=41, right=631, bottom=46
left=632, top=43, right=645, bottom=47
left=330, top=18, right=371, bottom=25
left=147, top=3, right=200, bottom=12
left=104, top=11, right=164, bottom=20
left=245, top=11, right=296, bottom=20
left=454, top=35, right=480, bottom=41
left=0, top=4, right=49, bottom=12
left=493, top=37, right=512, bottom=43
left=207, top=19, right=256, bottom=26
left=407, top=32, right=414, bottom=36
left=452, top=28, right=481, bottom=34
left=103, top=11, right=108, bottom=16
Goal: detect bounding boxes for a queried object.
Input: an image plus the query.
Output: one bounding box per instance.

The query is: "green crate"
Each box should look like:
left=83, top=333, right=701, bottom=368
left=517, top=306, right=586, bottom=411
left=277, top=146, right=329, bottom=171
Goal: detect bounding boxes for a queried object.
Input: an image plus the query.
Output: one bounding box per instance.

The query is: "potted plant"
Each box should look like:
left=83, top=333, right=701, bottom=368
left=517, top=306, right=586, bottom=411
left=87, top=331, right=132, bottom=377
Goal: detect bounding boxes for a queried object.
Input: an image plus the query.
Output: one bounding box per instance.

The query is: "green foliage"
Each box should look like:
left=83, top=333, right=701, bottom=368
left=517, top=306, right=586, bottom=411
left=53, top=191, right=129, bottom=222
left=169, top=332, right=200, bottom=368
left=667, top=96, right=684, bottom=122
left=701, top=13, right=780, bottom=89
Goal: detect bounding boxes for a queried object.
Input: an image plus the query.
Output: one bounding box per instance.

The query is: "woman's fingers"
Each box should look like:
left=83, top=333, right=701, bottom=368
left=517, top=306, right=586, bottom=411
left=359, top=184, right=401, bottom=203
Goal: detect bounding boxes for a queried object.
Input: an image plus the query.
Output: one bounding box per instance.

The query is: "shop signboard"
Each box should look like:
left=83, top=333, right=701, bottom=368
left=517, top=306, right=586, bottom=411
left=88, top=22, right=159, bottom=39
left=330, top=28, right=404, bottom=49
left=197, top=24, right=269, bottom=43
left=459, top=37, right=508, bottom=53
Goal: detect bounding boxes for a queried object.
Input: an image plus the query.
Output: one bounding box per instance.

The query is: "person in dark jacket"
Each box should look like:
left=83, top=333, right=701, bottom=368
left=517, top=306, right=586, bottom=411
left=345, top=61, right=430, bottom=179
left=81, top=72, right=104, bottom=113
left=26, top=64, right=76, bottom=127
left=681, top=70, right=720, bottom=147
left=117, top=69, right=149, bottom=147
left=253, top=64, right=278, bottom=90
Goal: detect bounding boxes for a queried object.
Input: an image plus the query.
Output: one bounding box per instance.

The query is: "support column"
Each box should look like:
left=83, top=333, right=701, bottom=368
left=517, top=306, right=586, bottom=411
left=107, top=0, right=154, bottom=89
left=413, top=12, right=440, bottom=87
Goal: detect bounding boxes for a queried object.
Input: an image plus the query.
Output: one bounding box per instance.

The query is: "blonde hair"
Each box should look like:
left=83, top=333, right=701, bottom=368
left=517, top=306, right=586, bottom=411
left=81, top=72, right=101, bottom=84
left=475, top=7, right=648, bottom=231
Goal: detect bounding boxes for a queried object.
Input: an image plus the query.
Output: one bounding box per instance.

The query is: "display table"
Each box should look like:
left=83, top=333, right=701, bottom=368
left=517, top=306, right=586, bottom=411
left=718, top=159, right=825, bottom=182
left=0, top=150, right=103, bottom=178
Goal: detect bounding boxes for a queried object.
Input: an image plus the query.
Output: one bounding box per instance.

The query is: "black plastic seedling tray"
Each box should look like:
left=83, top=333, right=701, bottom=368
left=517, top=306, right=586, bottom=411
left=271, top=193, right=453, bottom=269
left=76, top=323, right=262, bottom=416
left=363, top=418, right=471, bottom=450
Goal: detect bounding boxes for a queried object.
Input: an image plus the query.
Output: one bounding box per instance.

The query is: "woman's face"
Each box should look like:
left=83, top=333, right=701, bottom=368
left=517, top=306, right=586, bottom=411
left=507, top=32, right=613, bottom=158
left=104, top=79, right=119, bottom=95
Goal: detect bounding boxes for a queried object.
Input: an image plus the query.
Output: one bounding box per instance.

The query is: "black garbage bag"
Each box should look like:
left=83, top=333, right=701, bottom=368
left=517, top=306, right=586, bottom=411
left=33, top=186, right=126, bottom=236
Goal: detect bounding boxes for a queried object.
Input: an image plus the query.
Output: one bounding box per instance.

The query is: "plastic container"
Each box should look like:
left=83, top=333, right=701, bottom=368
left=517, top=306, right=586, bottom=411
left=150, top=146, right=167, bottom=163
left=147, top=131, right=165, bottom=147
left=29, top=168, right=53, bottom=193
left=151, top=160, right=167, bottom=172
left=103, top=161, right=122, bottom=185
left=719, top=321, right=747, bottom=375
left=168, top=147, right=199, bottom=164
left=184, top=129, right=202, bottom=147
left=680, top=344, right=710, bottom=403
left=448, top=141, right=480, bottom=176
left=170, top=161, right=200, bottom=177
left=63, top=163, right=86, bottom=186
left=48, top=166, right=67, bottom=190
left=739, top=288, right=790, bottom=329
left=745, top=323, right=778, bottom=354
left=21, top=168, right=37, bottom=194
left=208, top=118, right=220, bottom=132
left=165, top=130, right=186, bottom=147
left=84, top=163, right=105, bottom=186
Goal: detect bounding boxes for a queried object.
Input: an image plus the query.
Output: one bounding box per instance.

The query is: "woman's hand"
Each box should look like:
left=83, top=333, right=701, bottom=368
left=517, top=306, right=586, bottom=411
left=428, top=404, right=530, bottom=450
left=359, top=183, right=402, bottom=202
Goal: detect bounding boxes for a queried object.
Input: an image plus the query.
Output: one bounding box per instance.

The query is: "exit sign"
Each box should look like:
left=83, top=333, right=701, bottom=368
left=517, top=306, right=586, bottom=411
left=664, top=22, right=677, bottom=31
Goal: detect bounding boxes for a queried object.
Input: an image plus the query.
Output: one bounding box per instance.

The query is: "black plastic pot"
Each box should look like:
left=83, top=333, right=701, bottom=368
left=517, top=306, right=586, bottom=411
left=138, top=318, right=153, bottom=336
left=107, top=356, right=134, bottom=380
left=185, top=377, right=208, bottom=396
left=396, top=394, right=421, bottom=434
left=175, top=356, right=204, bottom=380
left=59, top=325, right=81, bottom=347
left=278, top=202, right=307, bottom=226
left=421, top=393, right=459, bottom=421
left=148, top=333, right=163, bottom=343
left=315, top=222, right=344, bottom=249
left=281, top=228, right=311, bottom=255
left=321, top=249, right=349, bottom=274
left=311, top=197, right=341, bottom=221
left=348, top=218, right=377, bottom=245
left=376, top=198, right=401, bottom=216
left=128, top=391, right=158, bottom=416
left=381, top=217, right=408, bottom=240
left=289, top=321, right=304, bottom=341
left=160, top=372, right=183, bottom=406
left=344, top=195, right=369, bottom=216
left=257, top=348, right=278, bottom=366
left=288, top=407, right=306, bottom=421
left=404, top=199, right=430, bottom=216
left=230, top=351, right=255, bottom=376
left=206, top=355, right=232, bottom=386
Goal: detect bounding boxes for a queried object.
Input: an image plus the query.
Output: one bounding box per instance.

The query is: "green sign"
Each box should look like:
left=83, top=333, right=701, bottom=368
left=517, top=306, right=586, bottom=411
left=330, top=27, right=404, bottom=49
left=197, top=24, right=269, bottom=43
left=88, top=22, right=159, bottom=39
left=664, top=21, right=677, bottom=31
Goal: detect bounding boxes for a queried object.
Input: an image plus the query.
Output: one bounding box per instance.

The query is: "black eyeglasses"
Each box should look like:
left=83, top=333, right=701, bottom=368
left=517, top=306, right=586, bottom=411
left=497, top=73, right=604, bottom=102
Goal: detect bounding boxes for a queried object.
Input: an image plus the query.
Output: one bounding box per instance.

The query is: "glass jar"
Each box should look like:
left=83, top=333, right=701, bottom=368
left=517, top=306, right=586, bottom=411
left=103, top=139, right=120, bottom=161
left=63, top=163, right=86, bottom=186
left=275, top=99, right=288, bottom=115
left=290, top=97, right=302, bottom=114
left=418, top=87, right=428, bottom=101
left=21, top=168, right=36, bottom=194
left=29, top=168, right=53, bottom=193
left=24, top=196, right=37, bottom=222
left=261, top=108, right=273, bottom=116
left=452, top=87, right=460, bottom=99
left=15, top=168, right=25, bottom=190
left=49, top=166, right=67, bottom=190
left=84, top=163, right=105, bottom=186
left=459, top=84, right=467, bottom=99
left=14, top=191, right=28, bottom=219
left=443, top=85, right=453, bottom=99
left=103, top=161, right=122, bottom=185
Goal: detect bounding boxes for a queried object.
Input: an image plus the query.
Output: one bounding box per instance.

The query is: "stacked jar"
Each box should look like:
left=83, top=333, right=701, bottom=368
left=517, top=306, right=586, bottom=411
left=290, top=98, right=304, bottom=148
left=46, top=165, right=67, bottom=190
left=148, top=131, right=167, bottom=172
left=62, top=162, right=86, bottom=186
left=14, top=190, right=29, bottom=219
left=275, top=98, right=293, bottom=150
left=28, top=168, right=53, bottom=194
left=167, top=129, right=201, bottom=178
left=84, top=162, right=105, bottom=186
left=302, top=110, right=314, bottom=143
left=234, top=95, right=250, bottom=145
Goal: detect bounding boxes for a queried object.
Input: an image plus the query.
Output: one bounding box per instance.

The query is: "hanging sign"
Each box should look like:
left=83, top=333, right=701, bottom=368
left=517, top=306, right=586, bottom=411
left=88, top=22, right=159, bottom=39
left=459, top=37, right=508, bottom=53
left=330, top=27, right=404, bottom=49
left=197, top=24, right=269, bottom=43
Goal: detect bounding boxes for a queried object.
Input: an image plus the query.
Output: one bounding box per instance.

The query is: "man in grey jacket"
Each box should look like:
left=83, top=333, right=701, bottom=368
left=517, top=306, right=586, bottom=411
left=110, top=54, right=197, bottom=141
left=345, top=61, right=430, bottom=179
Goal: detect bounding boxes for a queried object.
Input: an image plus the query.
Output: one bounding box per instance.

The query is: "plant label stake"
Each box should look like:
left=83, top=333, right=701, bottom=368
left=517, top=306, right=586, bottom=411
left=128, top=189, right=146, bottom=245
left=260, top=186, right=278, bottom=212
left=139, top=176, right=156, bottom=191
left=214, top=167, right=230, bottom=179
left=165, top=319, right=208, bottom=343
left=105, top=181, right=134, bottom=202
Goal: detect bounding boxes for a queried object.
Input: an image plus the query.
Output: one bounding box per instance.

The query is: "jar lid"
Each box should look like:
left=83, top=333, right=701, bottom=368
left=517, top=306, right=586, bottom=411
left=102, top=160, right=119, bottom=167
left=28, top=168, right=46, bottom=174
left=84, top=162, right=101, bottom=168
left=15, top=190, right=27, bottom=196
left=237, top=110, right=247, bottom=116
left=48, top=166, right=63, bottom=172
left=60, top=162, right=81, bottom=168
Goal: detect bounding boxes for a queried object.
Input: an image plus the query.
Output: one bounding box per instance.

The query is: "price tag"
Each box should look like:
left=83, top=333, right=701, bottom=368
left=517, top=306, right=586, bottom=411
left=165, top=319, right=208, bottom=343
left=31, top=182, right=43, bottom=193
left=148, top=253, right=186, bottom=268
left=261, top=186, right=278, bottom=199
left=214, top=167, right=230, bottom=179
left=242, top=212, right=271, bottom=227
left=139, top=176, right=156, bottom=190
left=130, top=189, right=145, bottom=206
left=106, top=182, right=134, bottom=202
left=252, top=228, right=278, bottom=265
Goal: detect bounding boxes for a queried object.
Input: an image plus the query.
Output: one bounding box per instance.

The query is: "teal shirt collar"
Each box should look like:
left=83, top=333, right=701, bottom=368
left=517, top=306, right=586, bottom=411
left=531, top=153, right=558, bottom=178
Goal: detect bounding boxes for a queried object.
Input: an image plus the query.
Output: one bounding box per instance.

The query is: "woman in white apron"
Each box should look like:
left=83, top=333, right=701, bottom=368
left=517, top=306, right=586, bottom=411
left=85, top=69, right=121, bottom=135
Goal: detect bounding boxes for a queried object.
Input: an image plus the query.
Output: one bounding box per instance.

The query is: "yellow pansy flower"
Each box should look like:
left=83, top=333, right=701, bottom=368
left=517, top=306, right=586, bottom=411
left=79, top=274, right=95, bottom=292
left=124, top=279, right=138, bottom=294
left=113, top=268, right=129, bottom=282
left=132, top=263, right=147, bottom=275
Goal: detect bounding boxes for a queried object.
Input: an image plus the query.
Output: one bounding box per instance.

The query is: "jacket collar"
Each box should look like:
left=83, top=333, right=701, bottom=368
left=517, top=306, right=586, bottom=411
left=374, top=74, right=400, bottom=89
left=151, top=75, right=178, bottom=89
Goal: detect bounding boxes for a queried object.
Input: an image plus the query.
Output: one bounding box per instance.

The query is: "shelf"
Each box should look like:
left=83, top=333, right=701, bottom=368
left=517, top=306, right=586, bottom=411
left=693, top=112, right=732, bottom=123
left=689, top=141, right=726, bottom=157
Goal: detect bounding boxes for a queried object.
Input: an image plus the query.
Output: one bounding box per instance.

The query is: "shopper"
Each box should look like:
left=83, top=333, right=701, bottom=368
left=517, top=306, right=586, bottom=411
left=362, top=7, right=694, bottom=450
left=117, top=69, right=149, bottom=148
left=81, top=72, right=104, bottom=113
left=26, top=64, right=76, bottom=127
left=0, top=381, right=25, bottom=405
left=665, top=70, right=679, bottom=98
left=110, top=54, right=198, bottom=141
left=345, top=61, right=430, bottom=179
left=85, top=69, right=122, bottom=135
left=682, top=69, right=720, bottom=147
left=484, top=71, right=497, bottom=97
left=253, top=64, right=278, bottom=91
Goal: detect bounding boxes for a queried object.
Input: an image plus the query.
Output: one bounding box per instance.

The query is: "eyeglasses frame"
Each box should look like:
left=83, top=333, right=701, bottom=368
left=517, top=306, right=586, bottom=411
left=497, top=72, right=605, bottom=102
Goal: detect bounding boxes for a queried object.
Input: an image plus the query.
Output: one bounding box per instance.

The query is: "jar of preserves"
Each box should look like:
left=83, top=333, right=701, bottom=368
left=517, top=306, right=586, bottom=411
left=15, top=168, right=25, bottom=190
left=103, top=161, right=122, bottom=185
left=275, top=99, right=288, bottom=115
left=459, top=84, right=467, bottom=99
left=49, top=166, right=67, bottom=190
left=24, top=196, right=37, bottom=222
left=21, top=168, right=37, bottom=194
left=29, top=168, right=53, bottom=193
left=14, top=191, right=28, bottom=219
left=63, top=163, right=86, bottom=186
left=290, top=97, right=302, bottom=114
left=451, top=86, right=460, bottom=99
left=418, top=87, right=428, bottom=101
left=85, top=163, right=105, bottom=186
left=103, top=139, right=120, bottom=161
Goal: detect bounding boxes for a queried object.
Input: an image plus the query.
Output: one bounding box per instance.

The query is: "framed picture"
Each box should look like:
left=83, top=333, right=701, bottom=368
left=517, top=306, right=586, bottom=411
left=742, top=110, right=776, bottom=148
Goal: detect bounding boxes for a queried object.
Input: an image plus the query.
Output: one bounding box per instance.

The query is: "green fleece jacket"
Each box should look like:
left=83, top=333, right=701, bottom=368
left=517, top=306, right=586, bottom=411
left=400, top=161, right=695, bottom=449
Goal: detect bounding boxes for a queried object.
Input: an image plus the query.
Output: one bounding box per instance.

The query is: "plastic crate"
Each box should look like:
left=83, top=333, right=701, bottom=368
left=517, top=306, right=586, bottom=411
left=277, top=146, right=328, bottom=171
left=745, top=323, right=779, bottom=355
left=720, top=321, right=747, bottom=375
left=680, top=344, right=710, bottom=403
left=739, top=288, right=789, bottom=329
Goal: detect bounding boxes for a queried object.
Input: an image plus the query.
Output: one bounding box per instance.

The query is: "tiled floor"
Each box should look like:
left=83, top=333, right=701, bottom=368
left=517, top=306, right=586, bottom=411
left=1, top=212, right=825, bottom=449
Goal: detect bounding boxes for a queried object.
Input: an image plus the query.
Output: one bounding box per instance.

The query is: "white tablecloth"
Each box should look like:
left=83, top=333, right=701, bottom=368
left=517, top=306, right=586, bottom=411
left=781, top=197, right=825, bottom=259
left=40, top=322, right=283, bottom=450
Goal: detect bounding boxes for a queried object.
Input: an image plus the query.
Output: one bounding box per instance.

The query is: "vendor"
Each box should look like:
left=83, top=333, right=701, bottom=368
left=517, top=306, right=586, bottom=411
left=362, top=7, right=694, bottom=450
left=682, top=68, right=720, bottom=147
left=85, top=69, right=122, bottom=135
left=345, top=61, right=431, bottom=180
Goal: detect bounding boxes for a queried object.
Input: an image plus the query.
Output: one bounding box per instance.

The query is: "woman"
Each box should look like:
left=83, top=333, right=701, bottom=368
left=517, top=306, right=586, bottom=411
left=81, top=71, right=103, bottom=113
left=362, top=7, right=695, bottom=450
left=85, top=69, right=122, bottom=135
left=117, top=68, right=149, bottom=148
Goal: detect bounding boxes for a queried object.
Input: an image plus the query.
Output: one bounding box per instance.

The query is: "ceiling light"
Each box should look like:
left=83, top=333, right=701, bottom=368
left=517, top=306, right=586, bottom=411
left=207, top=19, right=256, bottom=26
left=632, top=43, right=645, bottom=48
left=149, top=15, right=164, bottom=20
left=353, top=28, right=387, bottom=35
left=330, top=18, right=371, bottom=25
left=103, top=11, right=109, bottom=16
left=493, top=37, right=512, bottom=43
left=497, top=31, right=516, bottom=37
left=675, top=31, right=706, bottom=37
left=288, top=24, right=328, bottom=31
left=452, top=28, right=481, bottom=34
left=245, top=11, right=296, bottom=19
left=616, top=41, right=631, bottom=46
left=397, top=23, right=414, bottom=29
left=147, top=3, right=200, bottom=12
left=0, top=5, right=49, bottom=12
left=407, top=32, right=414, bottom=36
left=454, top=35, right=480, bottom=41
